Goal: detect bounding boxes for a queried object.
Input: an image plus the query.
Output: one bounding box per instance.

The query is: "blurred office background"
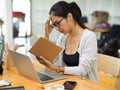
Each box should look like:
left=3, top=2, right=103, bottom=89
left=0, top=1, right=120, bottom=89
left=0, top=0, right=120, bottom=57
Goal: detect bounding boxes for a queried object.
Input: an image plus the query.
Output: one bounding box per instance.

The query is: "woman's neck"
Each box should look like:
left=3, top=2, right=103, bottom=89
left=69, top=24, right=84, bottom=38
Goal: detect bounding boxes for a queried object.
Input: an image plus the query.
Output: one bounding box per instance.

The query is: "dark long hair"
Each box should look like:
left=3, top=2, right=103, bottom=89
left=49, top=1, right=87, bottom=29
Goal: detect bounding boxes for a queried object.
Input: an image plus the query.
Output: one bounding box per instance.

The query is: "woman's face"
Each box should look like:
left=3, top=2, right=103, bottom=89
left=51, top=15, right=72, bottom=34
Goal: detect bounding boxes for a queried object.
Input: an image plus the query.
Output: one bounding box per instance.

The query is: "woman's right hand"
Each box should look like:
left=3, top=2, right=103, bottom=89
left=44, top=16, right=53, bottom=39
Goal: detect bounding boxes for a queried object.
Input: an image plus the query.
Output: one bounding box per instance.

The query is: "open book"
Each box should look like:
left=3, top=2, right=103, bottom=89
left=29, top=37, right=62, bottom=62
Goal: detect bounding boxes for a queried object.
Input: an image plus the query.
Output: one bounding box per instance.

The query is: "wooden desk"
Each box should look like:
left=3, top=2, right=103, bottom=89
left=0, top=60, right=116, bottom=90
left=85, top=23, right=109, bottom=33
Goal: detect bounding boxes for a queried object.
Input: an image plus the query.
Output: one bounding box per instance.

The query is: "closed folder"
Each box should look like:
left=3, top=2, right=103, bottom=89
left=29, top=37, right=62, bottom=62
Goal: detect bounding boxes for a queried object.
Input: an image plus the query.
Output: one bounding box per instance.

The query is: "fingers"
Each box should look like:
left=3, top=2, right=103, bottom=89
left=36, top=56, right=48, bottom=66
left=36, top=56, right=40, bottom=60
left=39, top=56, right=45, bottom=60
left=46, top=15, right=52, bottom=24
left=13, top=43, right=19, bottom=51
left=44, top=16, right=53, bottom=38
left=5, top=43, right=19, bottom=54
left=45, top=16, right=51, bottom=29
left=38, top=60, right=47, bottom=65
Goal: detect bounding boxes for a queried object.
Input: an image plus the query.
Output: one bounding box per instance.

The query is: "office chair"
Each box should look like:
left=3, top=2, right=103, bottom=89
left=104, top=24, right=120, bottom=42
left=98, top=24, right=120, bottom=58
left=98, top=24, right=120, bottom=47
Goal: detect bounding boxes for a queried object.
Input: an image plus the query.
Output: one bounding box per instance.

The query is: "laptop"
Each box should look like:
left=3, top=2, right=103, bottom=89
left=8, top=50, right=66, bottom=83
left=0, top=86, right=25, bottom=90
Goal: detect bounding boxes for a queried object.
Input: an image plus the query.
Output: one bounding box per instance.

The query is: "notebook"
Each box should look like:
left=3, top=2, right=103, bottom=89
left=8, top=50, right=66, bottom=83
left=29, top=37, right=62, bottom=62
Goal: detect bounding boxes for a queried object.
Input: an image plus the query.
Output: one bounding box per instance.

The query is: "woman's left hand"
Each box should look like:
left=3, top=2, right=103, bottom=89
left=36, top=56, right=52, bottom=68
left=36, top=56, right=64, bottom=73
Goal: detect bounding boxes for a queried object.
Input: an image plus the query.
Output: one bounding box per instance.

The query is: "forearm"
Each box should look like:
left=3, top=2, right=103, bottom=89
left=49, top=64, right=64, bottom=73
left=44, top=33, right=49, bottom=40
left=44, top=16, right=53, bottom=40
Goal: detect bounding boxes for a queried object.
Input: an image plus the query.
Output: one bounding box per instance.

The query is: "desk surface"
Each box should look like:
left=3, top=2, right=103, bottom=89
left=0, top=60, right=116, bottom=90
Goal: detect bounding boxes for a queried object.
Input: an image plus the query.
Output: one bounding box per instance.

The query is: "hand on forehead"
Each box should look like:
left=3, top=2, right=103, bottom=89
left=49, top=15, right=52, bottom=20
left=49, top=15, right=60, bottom=22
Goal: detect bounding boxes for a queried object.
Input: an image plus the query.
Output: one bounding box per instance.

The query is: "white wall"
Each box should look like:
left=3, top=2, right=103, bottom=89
left=31, top=0, right=64, bottom=42
left=31, top=0, right=120, bottom=42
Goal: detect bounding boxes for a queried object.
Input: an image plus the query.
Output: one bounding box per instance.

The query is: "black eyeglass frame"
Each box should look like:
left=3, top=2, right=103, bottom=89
left=52, top=17, right=63, bottom=28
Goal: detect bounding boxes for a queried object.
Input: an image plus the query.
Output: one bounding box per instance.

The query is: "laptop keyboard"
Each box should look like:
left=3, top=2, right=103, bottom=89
left=41, top=69, right=64, bottom=77
left=38, top=72, right=54, bottom=81
left=36, top=68, right=65, bottom=82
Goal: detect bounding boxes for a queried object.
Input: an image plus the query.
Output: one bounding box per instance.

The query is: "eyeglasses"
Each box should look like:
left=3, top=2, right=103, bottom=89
left=52, top=18, right=63, bottom=28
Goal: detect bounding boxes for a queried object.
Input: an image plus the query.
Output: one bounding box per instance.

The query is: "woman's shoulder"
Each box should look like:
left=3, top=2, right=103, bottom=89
left=83, top=29, right=95, bottom=35
left=82, top=29, right=96, bottom=38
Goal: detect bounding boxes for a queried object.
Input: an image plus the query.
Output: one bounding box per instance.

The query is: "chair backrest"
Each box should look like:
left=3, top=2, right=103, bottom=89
left=91, top=11, right=109, bottom=26
left=97, top=53, right=120, bottom=77
left=104, top=24, right=120, bottom=42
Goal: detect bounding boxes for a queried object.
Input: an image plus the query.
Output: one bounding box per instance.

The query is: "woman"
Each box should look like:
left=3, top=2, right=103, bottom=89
left=36, top=1, right=98, bottom=82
